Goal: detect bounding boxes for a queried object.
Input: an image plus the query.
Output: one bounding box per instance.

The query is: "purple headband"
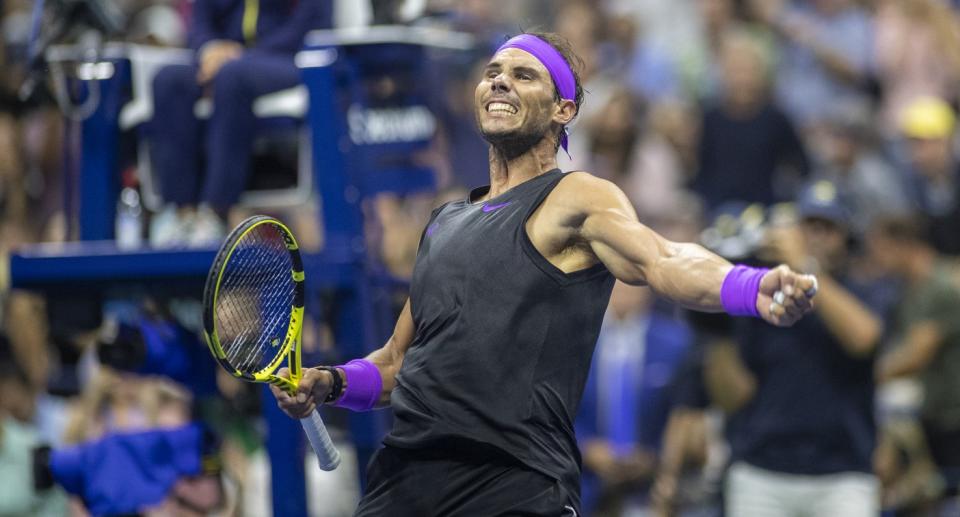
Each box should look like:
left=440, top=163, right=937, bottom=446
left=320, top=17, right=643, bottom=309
left=495, top=34, right=576, bottom=156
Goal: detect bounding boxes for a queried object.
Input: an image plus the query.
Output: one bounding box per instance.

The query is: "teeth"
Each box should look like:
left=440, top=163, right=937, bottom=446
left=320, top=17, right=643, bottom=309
left=487, top=102, right=517, bottom=114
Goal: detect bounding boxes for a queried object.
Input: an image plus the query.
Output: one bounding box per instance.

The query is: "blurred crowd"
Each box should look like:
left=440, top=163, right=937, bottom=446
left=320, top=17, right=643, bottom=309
left=3, top=0, right=960, bottom=516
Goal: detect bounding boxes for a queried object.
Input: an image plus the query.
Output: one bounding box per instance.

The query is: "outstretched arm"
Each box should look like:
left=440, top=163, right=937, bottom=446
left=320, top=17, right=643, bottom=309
left=271, top=299, right=415, bottom=418
left=572, top=173, right=815, bottom=326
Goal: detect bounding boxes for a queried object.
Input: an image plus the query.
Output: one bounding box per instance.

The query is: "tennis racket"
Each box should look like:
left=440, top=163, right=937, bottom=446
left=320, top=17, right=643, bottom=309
left=202, top=215, right=341, bottom=471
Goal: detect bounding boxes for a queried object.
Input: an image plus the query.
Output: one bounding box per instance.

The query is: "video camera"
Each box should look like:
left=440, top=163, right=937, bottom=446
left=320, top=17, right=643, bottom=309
left=699, top=201, right=798, bottom=263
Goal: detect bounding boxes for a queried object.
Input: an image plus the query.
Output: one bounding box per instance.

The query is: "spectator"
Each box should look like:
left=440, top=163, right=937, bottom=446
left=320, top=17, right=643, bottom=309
left=623, top=23, right=679, bottom=106
left=713, top=180, right=887, bottom=517
left=872, top=216, right=960, bottom=504
left=148, top=0, right=332, bottom=247
left=808, top=100, right=912, bottom=235
left=606, top=0, right=701, bottom=72
left=0, top=1, right=65, bottom=244
left=898, top=96, right=960, bottom=255
left=621, top=101, right=701, bottom=222
left=0, top=332, right=68, bottom=517
left=874, top=0, right=960, bottom=133
left=584, top=87, right=642, bottom=183
left=651, top=312, right=731, bottom=517
left=577, top=282, right=693, bottom=516
left=754, top=0, right=874, bottom=129
left=676, top=0, right=737, bottom=101
left=694, top=29, right=809, bottom=210
left=554, top=1, right=622, bottom=173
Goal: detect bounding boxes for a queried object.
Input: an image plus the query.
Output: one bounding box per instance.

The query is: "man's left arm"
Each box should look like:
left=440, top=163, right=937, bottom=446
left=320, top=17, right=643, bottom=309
left=574, top=174, right=815, bottom=326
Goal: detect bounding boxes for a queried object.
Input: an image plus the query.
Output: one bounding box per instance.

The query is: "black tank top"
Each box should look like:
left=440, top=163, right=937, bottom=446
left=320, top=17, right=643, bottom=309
left=384, top=169, right=615, bottom=494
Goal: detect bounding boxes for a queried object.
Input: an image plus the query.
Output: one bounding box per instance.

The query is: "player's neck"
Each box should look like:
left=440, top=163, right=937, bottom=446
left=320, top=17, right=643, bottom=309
left=485, top=137, right=558, bottom=200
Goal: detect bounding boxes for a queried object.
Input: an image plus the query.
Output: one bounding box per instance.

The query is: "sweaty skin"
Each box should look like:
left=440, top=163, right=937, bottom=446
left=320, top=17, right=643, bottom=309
left=272, top=46, right=817, bottom=417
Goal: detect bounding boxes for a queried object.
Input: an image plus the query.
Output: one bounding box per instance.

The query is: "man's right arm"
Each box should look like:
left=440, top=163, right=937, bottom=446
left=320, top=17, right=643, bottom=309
left=272, top=299, right=415, bottom=418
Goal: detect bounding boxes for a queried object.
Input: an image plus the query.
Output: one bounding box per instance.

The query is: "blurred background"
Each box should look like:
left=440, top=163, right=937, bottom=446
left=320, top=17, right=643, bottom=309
left=3, top=0, right=960, bottom=516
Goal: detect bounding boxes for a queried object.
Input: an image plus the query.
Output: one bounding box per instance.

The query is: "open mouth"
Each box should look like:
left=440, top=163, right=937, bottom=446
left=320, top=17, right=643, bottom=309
left=486, top=101, right=518, bottom=115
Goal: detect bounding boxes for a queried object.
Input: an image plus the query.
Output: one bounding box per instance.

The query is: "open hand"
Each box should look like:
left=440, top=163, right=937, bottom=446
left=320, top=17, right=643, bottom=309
left=757, top=264, right=817, bottom=327
left=268, top=367, right=334, bottom=419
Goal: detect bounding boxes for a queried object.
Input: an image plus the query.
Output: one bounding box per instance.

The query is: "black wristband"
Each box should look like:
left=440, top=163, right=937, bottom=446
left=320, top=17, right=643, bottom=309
left=315, top=366, right=343, bottom=403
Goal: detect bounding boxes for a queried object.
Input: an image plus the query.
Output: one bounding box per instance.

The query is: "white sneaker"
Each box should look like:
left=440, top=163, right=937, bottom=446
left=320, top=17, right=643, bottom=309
left=149, top=205, right=189, bottom=248
left=188, top=205, right=226, bottom=247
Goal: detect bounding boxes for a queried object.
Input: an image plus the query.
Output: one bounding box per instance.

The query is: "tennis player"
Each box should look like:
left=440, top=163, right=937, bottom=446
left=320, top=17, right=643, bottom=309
left=271, top=32, right=817, bottom=516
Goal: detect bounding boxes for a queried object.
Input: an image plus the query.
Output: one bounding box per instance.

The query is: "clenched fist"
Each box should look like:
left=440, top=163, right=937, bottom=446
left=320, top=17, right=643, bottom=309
left=268, top=367, right=339, bottom=419
left=757, top=264, right=818, bottom=327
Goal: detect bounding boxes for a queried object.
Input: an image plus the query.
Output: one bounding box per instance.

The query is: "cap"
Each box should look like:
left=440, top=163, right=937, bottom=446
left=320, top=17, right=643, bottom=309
left=900, top=96, right=956, bottom=139
left=796, top=180, right=850, bottom=227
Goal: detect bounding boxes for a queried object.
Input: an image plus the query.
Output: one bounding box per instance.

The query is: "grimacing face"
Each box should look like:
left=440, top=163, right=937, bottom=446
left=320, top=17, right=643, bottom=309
left=474, top=48, right=572, bottom=155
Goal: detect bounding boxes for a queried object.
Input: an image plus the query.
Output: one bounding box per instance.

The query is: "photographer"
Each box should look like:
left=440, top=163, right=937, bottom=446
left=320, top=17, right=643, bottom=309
left=871, top=216, right=960, bottom=510
left=710, top=181, right=889, bottom=517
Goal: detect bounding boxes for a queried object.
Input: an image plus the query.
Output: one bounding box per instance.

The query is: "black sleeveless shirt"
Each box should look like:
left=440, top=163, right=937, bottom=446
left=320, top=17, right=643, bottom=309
left=384, top=169, right=615, bottom=494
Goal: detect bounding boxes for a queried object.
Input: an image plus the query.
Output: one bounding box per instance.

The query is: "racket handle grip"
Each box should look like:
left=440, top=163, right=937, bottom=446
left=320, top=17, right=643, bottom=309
left=300, top=409, right=341, bottom=471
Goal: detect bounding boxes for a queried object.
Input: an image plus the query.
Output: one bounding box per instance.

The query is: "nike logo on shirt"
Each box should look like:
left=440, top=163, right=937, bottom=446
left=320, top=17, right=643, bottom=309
left=482, top=201, right=513, bottom=213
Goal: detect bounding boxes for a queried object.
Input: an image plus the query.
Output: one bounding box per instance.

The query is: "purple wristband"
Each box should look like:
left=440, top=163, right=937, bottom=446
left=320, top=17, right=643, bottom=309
left=332, top=359, right=382, bottom=412
left=720, top=265, right=769, bottom=317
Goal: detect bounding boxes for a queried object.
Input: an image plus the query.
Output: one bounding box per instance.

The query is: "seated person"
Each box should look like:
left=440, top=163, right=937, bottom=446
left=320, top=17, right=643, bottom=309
left=148, top=0, right=331, bottom=246
left=576, top=282, right=693, bottom=515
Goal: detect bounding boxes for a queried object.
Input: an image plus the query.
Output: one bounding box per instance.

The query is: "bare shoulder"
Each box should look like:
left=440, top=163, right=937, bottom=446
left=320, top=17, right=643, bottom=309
left=552, top=171, right=636, bottom=216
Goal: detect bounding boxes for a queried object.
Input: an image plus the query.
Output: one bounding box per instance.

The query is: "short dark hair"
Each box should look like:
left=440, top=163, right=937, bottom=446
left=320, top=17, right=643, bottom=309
left=523, top=31, right=585, bottom=148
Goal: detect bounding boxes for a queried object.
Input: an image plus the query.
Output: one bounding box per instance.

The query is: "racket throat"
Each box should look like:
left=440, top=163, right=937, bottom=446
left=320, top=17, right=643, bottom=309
left=269, top=376, right=299, bottom=396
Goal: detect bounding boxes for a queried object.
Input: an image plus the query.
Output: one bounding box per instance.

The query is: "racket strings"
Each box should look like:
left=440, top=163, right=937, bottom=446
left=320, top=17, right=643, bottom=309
left=222, top=245, right=290, bottom=371
left=228, top=244, right=291, bottom=371
left=215, top=224, right=296, bottom=374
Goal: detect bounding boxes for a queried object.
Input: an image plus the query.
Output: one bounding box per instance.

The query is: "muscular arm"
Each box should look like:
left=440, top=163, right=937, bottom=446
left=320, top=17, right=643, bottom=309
left=578, top=177, right=731, bottom=310
left=571, top=173, right=814, bottom=325
left=272, top=299, right=415, bottom=417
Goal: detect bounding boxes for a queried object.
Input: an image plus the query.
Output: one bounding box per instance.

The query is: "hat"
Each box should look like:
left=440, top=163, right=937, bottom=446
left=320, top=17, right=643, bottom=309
left=900, top=96, right=956, bottom=139
left=796, top=180, right=851, bottom=227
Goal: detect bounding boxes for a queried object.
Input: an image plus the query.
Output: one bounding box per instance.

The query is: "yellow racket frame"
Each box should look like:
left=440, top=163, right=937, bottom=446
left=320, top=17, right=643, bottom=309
left=202, top=215, right=305, bottom=396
